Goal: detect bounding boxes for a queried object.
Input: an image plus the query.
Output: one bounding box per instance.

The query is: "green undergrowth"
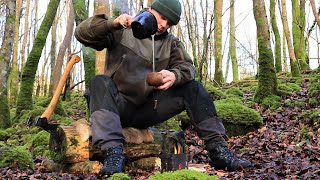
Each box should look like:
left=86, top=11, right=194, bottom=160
left=215, top=100, right=263, bottom=136
left=107, top=170, right=218, bottom=180
left=203, top=81, right=227, bottom=100
left=308, top=68, right=320, bottom=107
left=107, top=173, right=131, bottom=180
left=260, top=95, right=281, bottom=110
left=299, top=109, right=320, bottom=132
left=0, top=92, right=87, bottom=170
left=0, top=144, right=34, bottom=170
left=277, top=82, right=301, bottom=97
left=149, top=169, right=217, bottom=180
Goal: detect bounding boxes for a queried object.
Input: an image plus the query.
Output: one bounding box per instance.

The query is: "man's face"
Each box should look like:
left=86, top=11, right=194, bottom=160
left=150, top=9, right=172, bottom=35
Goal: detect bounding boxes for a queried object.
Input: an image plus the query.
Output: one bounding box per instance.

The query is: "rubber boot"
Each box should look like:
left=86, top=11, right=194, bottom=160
left=99, top=147, right=125, bottom=176
left=207, top=141, right=251, bottom=171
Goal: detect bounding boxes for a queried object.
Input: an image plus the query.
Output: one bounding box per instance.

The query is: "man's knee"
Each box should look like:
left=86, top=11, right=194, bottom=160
left=182, top=80, right=209, bottom=95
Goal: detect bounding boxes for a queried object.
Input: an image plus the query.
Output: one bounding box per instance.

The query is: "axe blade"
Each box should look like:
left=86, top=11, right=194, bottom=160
left=27, top=116, right=59, bottom=132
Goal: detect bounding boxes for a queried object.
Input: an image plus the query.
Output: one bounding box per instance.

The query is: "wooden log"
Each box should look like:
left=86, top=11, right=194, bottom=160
left=49, top=119, right=161, bottom=164
left=49, top=119, right=90, bottom=163
left=129, top=157, right=161, bottom=171
left=43, top=159, right=102, bottom=174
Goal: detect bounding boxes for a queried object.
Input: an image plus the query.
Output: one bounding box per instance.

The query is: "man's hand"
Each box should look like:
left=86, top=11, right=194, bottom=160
left=113, top=14, right=133, bottom=29
left=156, top=70, right=176, bottom=90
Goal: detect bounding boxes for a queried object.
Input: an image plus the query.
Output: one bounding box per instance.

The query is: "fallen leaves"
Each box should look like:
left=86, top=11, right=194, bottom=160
left=0, top=79, right=319, bottom=179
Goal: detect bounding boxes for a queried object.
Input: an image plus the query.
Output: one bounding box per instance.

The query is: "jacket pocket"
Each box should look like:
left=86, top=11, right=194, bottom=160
left=110, top=54, right=126, bottom=78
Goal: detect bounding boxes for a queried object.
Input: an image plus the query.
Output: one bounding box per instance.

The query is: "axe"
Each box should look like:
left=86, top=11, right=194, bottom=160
left=27, top=54, right=81, bottom=132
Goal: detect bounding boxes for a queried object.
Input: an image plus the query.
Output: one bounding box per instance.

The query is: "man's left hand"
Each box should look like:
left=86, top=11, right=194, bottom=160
left=156, top=70, right=176, bottom=90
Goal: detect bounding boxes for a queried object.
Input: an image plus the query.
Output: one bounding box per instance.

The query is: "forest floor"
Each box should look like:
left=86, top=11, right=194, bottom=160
left=0, top=79, right=319, bottom=179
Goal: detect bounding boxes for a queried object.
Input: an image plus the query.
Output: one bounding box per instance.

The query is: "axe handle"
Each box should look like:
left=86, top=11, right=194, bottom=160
left=41, top=54, right=81, bottom=120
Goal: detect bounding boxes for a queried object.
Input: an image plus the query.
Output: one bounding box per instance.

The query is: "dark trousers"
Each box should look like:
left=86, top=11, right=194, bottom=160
left=87, top=75, right=227, bottom=151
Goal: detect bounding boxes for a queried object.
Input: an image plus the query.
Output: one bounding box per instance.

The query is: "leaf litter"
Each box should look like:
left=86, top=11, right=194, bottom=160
left=0, top=80, right=319, bottom=179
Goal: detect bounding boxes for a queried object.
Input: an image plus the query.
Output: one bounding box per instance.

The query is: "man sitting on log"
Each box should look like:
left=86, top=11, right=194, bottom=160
left=75, top=0, right=251, bottom=176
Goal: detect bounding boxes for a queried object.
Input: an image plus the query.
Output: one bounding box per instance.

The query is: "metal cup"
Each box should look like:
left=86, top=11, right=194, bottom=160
left=131, top=11, right=158, bottom=39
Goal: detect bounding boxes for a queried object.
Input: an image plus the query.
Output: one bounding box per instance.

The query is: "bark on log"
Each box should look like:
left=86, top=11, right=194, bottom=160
left=43, top=159, right=102, bottom=174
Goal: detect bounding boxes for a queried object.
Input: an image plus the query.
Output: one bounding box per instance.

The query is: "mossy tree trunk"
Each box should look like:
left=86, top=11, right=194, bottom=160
left=0, top=0, right=16, bottom=128
left=279, top=0, right=301, bottom=77
left=74, top=0, right=96, bottom=89
left=229, top=0, right=238, bottom=82
left=291, top=0, right=309, bottom=71
left=16, top=0, right=61, bottom=117
left=7, top=0, right=21, bottom=107
left=299, top=0, right=309, bottom=68
left=213, top=0, right=224, bottom=85
left=270, top=0, right=282, bottom=73
left=252, top=0, right=278, bottom=103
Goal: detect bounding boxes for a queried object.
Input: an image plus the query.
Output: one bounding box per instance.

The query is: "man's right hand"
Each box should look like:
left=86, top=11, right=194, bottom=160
left=113, top=14, right=134, bottom=29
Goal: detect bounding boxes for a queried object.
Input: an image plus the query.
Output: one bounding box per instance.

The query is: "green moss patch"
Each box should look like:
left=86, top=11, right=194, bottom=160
left=107, top=173, right=131, bottom=180
left=299, top=110, right=320, bottom=131
left=26, top=130, right=50, bottom=157
left=35, top=97, right=67, bottom=117
left=63, top=92, right=88, bottom=117
left=277, top=83, right=301, bottom=97
left=261, top=95, right=281, bottom=110
left=225, top=87, right=244, bottom=99
left=0, top=145, right=34, bottom=170
left=308, top=69, right=320, bottom=107
left=149, top=169, right=217, bottom=180
left=203, top=82, right=227, bottom=100
left=0, top=129, right=9, bottom=141
left=215, top=101, right=263, bottom=137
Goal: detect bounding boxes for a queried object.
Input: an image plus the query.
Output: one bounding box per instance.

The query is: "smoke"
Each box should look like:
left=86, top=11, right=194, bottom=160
left=112, top=0, right=130, bottom=14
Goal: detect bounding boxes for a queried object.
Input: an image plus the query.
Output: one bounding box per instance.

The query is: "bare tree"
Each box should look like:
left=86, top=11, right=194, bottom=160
left=20, top=0, right=31, bottom=73
left=94, top=0, right=110, bottom=75
left=309, top=0, right=320, bottom=66
left=74, top=0, right=95, bottom=89
left=49, top=9, right=58, bottom=95
left=52, top=0, right=75, bottom=94
left=309, top=0, right=320, bottom=34
left=282, top=30, right=288, bottom=72
left=182, top=0, right=198, bottom=70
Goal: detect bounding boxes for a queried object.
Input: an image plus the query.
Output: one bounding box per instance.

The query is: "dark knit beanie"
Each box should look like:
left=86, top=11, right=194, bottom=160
left=151, top=0, right=181, bottom=25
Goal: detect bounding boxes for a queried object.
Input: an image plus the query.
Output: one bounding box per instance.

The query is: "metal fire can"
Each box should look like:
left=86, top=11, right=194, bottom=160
left=159, top=131, right=188, bottom=171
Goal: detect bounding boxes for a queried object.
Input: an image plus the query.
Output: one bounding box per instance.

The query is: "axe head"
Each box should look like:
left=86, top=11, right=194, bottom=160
left=27, top=116, right=59, bottom=132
